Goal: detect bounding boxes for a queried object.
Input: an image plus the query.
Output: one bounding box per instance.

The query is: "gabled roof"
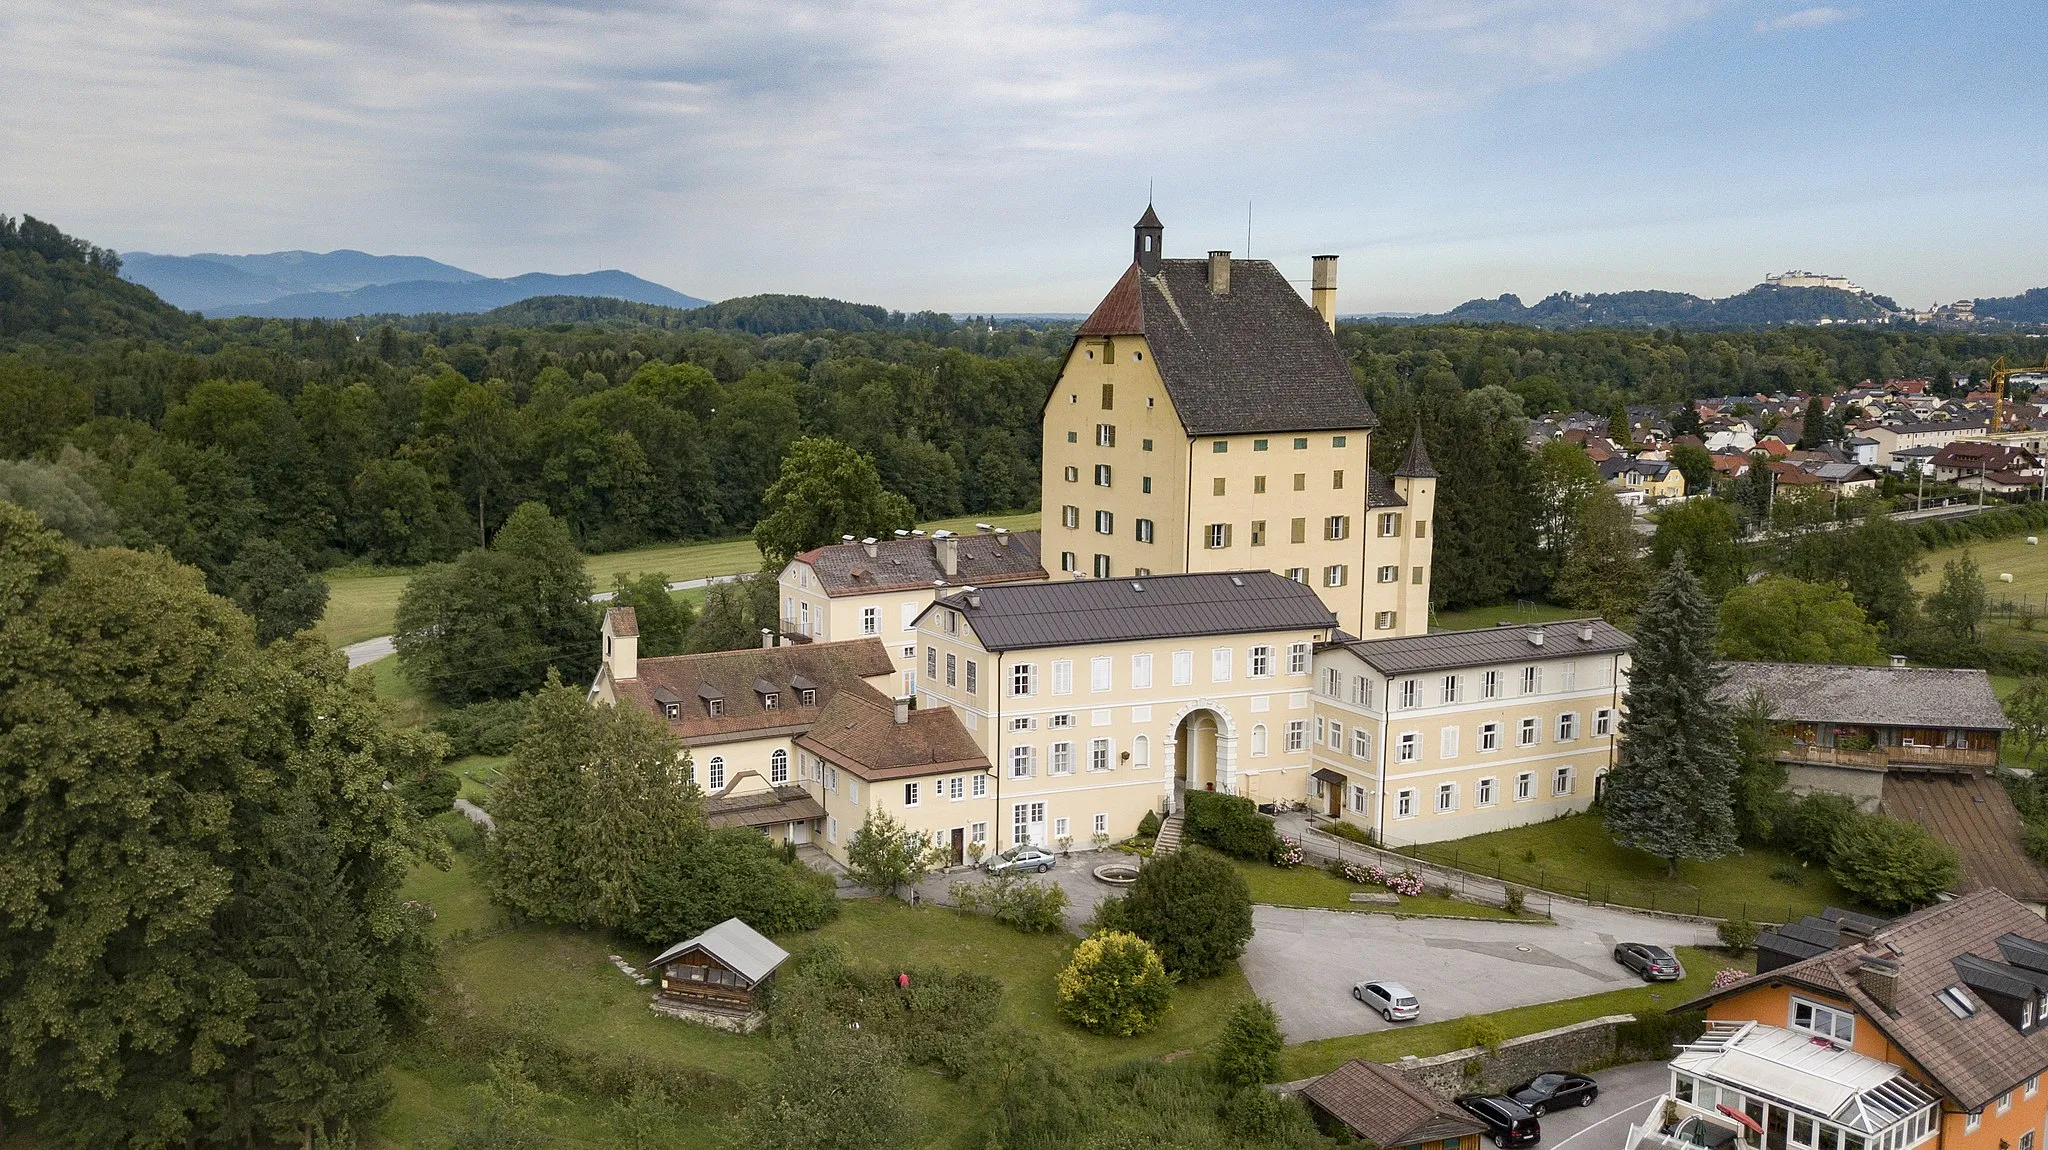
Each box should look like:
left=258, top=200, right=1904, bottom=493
left=613, top=639, right=895, bottom=745
left=1680, top=890, right=2048, bottom=1110
left=1716, top=662, right=2010, bottom=731
left=1299, top=1059, right=1487, bottom=1145
left=704, top=784, right=827, bottom=830
left=650, top=918, right=789, bottom=985
left=793, top=531, right=1046, bottom=597
left=1075, top=257, right=1377, bottom=437
left=796, top=692, right=991, bottom=782
left=1335, top=618, right=1634, bottom=676
left=929, top=570, right=1335, bottom=652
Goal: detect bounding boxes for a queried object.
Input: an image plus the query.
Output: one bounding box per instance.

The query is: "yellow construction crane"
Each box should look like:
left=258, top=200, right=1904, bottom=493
left=1990, top=355, right=2048, bottom=432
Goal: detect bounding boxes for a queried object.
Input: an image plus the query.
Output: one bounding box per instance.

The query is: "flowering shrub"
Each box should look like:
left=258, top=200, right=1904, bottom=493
left=1273, top=837, right=1305, bottom=868
left=1386, top=870, right=1426, bottom=897
left=1711, top=968, right=1751, bottom=991
left=1337, top=861, right=1425, bottom=896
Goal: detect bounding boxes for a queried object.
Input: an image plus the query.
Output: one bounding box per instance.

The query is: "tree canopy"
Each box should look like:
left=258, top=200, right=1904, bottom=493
left=752, top=436, right=917, bottom=568
left=1717, top=575, right=1885, bottom=665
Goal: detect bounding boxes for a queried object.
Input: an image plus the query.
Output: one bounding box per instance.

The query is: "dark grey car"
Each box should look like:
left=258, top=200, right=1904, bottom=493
left=1613, top=942, right=1685, bottom=981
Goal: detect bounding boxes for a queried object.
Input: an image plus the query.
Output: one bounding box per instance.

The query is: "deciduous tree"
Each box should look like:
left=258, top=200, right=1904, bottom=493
left=1717, top=576, right=1884, bottom=665
left=1121, top=847, right=1254, bottom=979
left=1925, top=552, right=1987, bottom=644
left=752, top=436, right=916, bottom=568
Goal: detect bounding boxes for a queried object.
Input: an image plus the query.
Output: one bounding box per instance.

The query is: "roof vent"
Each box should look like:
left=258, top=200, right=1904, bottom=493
left=995, top=528, right=1010, bottom=547
left=1938, top=986, right=1978, bottom=1019
left=1230, top=575, right=1245, bottom=587
left=975, top=523, right=992, bottom=531
left=841, top=534, right=856, bottom=542
left=1130, top=581, right=1145, bottom=592
left=1890, top=653, right=1907, bottom=668
left=894, top=529, right=910, bottom=536
left=1528, top=626, right=1546, bottom=647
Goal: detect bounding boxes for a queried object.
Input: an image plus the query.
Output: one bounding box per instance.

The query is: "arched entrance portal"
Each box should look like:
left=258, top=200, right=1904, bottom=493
left=1165, top=703, right=1236, bottom=813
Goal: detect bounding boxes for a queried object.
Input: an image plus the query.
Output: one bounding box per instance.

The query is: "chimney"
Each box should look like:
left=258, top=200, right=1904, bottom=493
left=760, top=628, right=775, bottom=650
left=994, top=527, right=1010, bottom=547
left=1578, top=624, right=1595, bottom=643
left=894, top=698, right=910, bottom=725
left=1311, top=254, right=1338, bottom=333
left=1208, top=250, right=1231, bottom=295
left=966, top=588, right=982, bottom=608
left=862, top=536, right=878, bottom=558
left=935, top=532, right=959, bottom=576
left=1890, top=653, right=1907, bottom=668
left=1856, top=955, right=1900, bottom=1013
left=1528, top=626, right=1546, bottom=648
left=602, top=607, right=639, bottom=682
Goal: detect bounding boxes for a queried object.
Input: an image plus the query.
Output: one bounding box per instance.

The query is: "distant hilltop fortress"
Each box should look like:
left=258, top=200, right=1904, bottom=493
left=1765, top=270, right=1867, bottom=294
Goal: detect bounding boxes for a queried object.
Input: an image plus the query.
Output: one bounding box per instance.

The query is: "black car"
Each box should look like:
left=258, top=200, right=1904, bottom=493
left=1613, top=942, right=1685, bottom=982
left=1507, top=1070, right=1599, bottom=1116
left=1454, top=1094, right=1542, bottom=1148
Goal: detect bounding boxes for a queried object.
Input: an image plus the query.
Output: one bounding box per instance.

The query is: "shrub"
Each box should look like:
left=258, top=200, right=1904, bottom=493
left=1273, top=836, right=1305, bottom=867
left=1323, top=820, right=1373, bottom=846
left=1503, top=885, right=1526, bottom=915
left=1057, top=932, right=1174, bottom=1036
left=1136, top=809, right=1163, bottom=838
left=432, top=1015, right=738, bottom=1115
left=1462, top=1015, right=1508, bottom=1055
left=1123, top=848, right=1254, bottom=979
left=1181, top=791, right=1282, bottom=861
left=951, top=872, right=1069, bottom=933
left=736, top=1019, right=910, bottom=1150
left=1615, top=1010, right=1708, bottom=1061
left=1209, top=999, right=1283, bottom=1088
left=770, top=944, right=1001, bottom=1073
left=628, top=828, right=839, bottom=945
left=433, top=696, right=532, bottom=757
left=398, top=767, right=460, bottom=819
left=1780, top=792, right=1862, bottom=865
left=1829, top=815, right=1962, bottom=911
left=1718, top=914, right=1759, bottom=954
left=1768, top=865, right=1804, bottom=887
left=1085, top=893, right=1131, bottom=935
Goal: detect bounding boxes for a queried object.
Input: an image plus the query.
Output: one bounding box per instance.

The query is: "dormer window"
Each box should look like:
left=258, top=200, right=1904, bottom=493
left=663, top=703, right=680, bottom=719
left=800, top=689, right=817, bottom=707
left=763, top=693, right=779, bottom=710
left=707, top=698, right=725, bottom=717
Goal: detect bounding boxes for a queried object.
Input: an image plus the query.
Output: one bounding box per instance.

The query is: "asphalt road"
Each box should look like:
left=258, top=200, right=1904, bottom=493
left=1242, top=904, right=1713, bottom=1043
left=1538, top=1061, right=1672, bottom=1150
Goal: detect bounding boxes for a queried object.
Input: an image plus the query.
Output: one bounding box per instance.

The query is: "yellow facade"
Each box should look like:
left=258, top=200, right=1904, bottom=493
left=799, top=748, right=993, bottom=866
left=1039, top=335, right=1434, bottom=637
left=1307, top=645, right=1627, bottom=844
left=776, top=562, right=932, bottom=693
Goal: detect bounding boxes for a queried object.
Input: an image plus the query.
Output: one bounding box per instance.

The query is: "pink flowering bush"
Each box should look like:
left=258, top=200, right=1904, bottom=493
left=1337, top=861, right=1425, bottom=896
left=1274, top=837, right=1305, bottom=868
left=1711, top=968, right=1750, bottom=991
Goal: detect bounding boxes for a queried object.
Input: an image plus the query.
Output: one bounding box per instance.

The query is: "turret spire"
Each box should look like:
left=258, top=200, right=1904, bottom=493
left=1133, top=204, right=1163, bottom=274
left=1395, top=420, right=1438, bottom=478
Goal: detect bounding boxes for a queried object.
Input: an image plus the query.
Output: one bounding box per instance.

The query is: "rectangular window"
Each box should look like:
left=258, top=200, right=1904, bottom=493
left=973, top=774, right=988, bottom=798
left=1328, top=721, right=1344, bottom=750
left=1966, top=1112, right=1982, bottom=1135
left=1521, top=666, right=1541, bottom=694
left=1211, top=647, right=1233, bottom=682
left=1213, top=477, right=1226, bottom=496
left=904, top=782, right=920, bottom=807
left=1594, top=708, right=1613, bottom=737
left=1412, top=566, right=1425, bottom=585
left=1440, top=726, right=1459, bottom=758
left=1205, top=523, right=1231, bottom=549
left=1250, top=520, right=1265, bottom=546
left=1101, top=382, right=1113, bottom=408
left=1325, top=515, right=1350, bottom=540
left=1518, top=717, right=1539, bottom=746
left=1557, top=712, right=1578, bottom=741
left=1378, top=565, right=1398, bottom=583
left=1352, top=728, right=1371, bottom=759
left=1132, top=653, right=1153, bottom=689
left=1440, top=674, right=1461, bottom=703
left=1141, top=475, right=1152, bottom=492
left=1052, top=660, right=1073, bottom=695
left=1172, top=650, right=1193, bottom=685
left=1351, top=676, right=1369, bottom=706
left=1397, top=732, right=1418, bottom=762
left=966, top=661, right=977, bottom=694
left=1379, top=512, right=1401, bottom=537
left=946, top=652, right=957, bottom=686
left=1375, top=611, right=1397, bottom=630
left=1096, top=423, right=1115, bottom=447
left=1790, top=998, right=1856, bottom=1043
left=1061, top=504, right=1079, bottom=529
left=1084, top=656, right=1110, bottom=692
left=1350, top=783, right=1367, bottom=811
left=1060, top=551, right=1076, bottom=572
left=1480, top=722, right=1499, bottom=752
left=1050, top=741, right=1073, bottom=775
left=1286, top=720, right=1308, bottom=752
left=1094, top=510, right=1113, bottom=534
left=1093, top=553, right=1110, bottom=578
left=1249, top=645, right=1273, bottom=677
left=1254, top=474, right=1267, bottom=493
left=1553, top=766, right=1573, bottom=795
left=1399, top=679, right=1418, bottom=709
left=1322, top=667, right=1341, bottom=697
left=1290, top=517, right=1306, bottom=544
left=1315, top=716, right=1326, bottom=744
left=1396, top=788, right=1415, bottom=818
left=1332, top=469, right=1345, bottom=490
left=1094, top=464, right=1112, bottom=487
left=1010, top=664, right=1036, bottom=696
left=862, top=606, right=879, bottom=635
left=1288, top=642, right=1309, bottom=674
left=1482, top=669, right=1500, bottom=699
left=1089, top=738, right=1111, bottom=772
left=1287, top=567, right=1309, bottom=583
left=1253, top=439, right=1269, bottom=451
left=1010, top=745, right=1036, bottom=778
left=1478, top=777, right=1496, bottom=806
left=949, top=775, right=964, bottom=800
left=1094, top=812, right=1108, bottom=835
left=1135, top=518, right=1154, bottom=543
left=1516, top=772, right=1534, bottom=801
left=902, top=602, right=920, bottom=631
left=927, top=647, right=938, bottom=680
left=1213, top=441, right=1227, bottom=453
left=971, top=819, right=987, bottom=843
left=1325, top=564, right=1348, bottom=587
left=1436, top=782, right=1456, bottom=813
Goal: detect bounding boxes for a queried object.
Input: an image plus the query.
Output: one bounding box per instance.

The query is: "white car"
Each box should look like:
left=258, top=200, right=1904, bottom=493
left=1353, top=979, right=1421, bottom=1022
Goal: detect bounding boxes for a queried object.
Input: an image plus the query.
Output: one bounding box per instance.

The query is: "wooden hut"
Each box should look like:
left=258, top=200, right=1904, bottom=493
left=649, top=918, right=789, bottom=1016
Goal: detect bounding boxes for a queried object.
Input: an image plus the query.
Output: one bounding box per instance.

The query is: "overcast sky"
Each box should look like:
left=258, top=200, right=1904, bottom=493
left=3, top=1, right=2043, bottom=313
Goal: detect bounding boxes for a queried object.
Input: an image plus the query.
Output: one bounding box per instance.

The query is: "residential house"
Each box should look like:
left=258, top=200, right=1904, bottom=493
left=1600, top=457, right=1687, bottom=503
left=1866, top=417, right=1992, bottom=471
left=1311, top=620, right=1633, bottom=845
left=1635, top=891, right=2048, bottom=1150
left=1813, top=462, right=1880, bottom=495
left=1040, top=208, right=1436, bottom=637
left=777, top=528, right=1047, bottom=692
left=1298, top=1058, right=1488, bottom=1149
left=1929, top=443, right=2041, bottom=485
left=650, top=917, right=789, bottom=1018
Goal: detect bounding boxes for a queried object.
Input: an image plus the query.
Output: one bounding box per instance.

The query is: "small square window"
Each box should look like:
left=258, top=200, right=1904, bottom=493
left=1293, top=437, right=1308, bottom=449
left=1213, top=441, right=1228, bottom=453
left=1253, top=438, right=1269, bottom=451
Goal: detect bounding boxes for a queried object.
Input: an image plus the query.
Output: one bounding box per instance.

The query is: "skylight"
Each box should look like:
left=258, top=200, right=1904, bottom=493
left=1939, top=986, right=1978, bottom=1019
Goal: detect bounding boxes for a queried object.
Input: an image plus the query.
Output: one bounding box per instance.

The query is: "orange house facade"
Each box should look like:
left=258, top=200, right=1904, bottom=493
left=1640, top=892, right=2048, bottom=1150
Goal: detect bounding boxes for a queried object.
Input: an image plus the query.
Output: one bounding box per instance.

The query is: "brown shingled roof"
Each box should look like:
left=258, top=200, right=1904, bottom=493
left=704, top=784, right=827, bottom=830
left=1299, top=1059, right=1487, bottom=1145
left=606, top=606, right=639, bottom=636
left=794, top=531, right=1046, bottom=598
left=796, top=693, right=990, bottom=782
left=1881, top=772, right=2048, bottom=903
left=614, top=639, right=894, bottom=747
left=1680, top=889, right=2048, bottom=1110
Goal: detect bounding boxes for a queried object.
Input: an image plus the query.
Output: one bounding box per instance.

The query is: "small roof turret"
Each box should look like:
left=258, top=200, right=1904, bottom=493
left=1395, top=421, right=1438, bottom=478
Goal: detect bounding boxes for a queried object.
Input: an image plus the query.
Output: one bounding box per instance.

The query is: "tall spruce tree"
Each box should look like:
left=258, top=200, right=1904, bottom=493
left=487, top=673, right=600, bottom=924
left=1603, top=557, right=1741, bottom=876
left=581, top=698, right=698, bottom=926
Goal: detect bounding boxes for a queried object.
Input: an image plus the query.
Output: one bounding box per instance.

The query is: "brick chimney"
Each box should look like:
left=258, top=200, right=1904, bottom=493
left=1208, top=250, right=1231, bottom=295
left=1312, top=254, right=1337, bottom=333
left=1856, top=955, right=1900, bottom=1013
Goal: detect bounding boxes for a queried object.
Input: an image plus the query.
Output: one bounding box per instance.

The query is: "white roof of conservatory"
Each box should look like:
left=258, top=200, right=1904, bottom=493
left=1675, top=1022, right=1940, bottom=1134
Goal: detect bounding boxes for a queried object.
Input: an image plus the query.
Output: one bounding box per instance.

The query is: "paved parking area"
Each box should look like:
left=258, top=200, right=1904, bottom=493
left=1540, top=1062, right=1671, bottom=1150
left=1242, top=904, right=1712, bottom=1043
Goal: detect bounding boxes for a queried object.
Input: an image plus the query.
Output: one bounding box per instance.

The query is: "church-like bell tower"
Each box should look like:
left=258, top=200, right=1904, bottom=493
left=1133, top=205, right=1163, bottom=274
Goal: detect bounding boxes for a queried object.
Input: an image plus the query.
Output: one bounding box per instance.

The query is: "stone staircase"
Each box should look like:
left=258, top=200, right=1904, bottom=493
left=1153, top=811, right=1186, bottom=856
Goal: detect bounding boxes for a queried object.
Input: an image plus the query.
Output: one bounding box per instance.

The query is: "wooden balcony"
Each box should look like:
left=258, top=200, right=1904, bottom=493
left=1776, top=743, right=1998, bottom=771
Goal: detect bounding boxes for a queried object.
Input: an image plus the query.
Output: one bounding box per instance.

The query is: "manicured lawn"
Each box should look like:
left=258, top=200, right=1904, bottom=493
left=398, top=837, right=499, bottom=940
left=1230, top=858, right=1538, bottom=920
left=1432, top=600, right=1591, bottom=634
left=318, top=510, right=1039, bottom=648
left=1396, top=812, right=1860, bottom=924
left=1280, top=945, right=1742, bottom=1080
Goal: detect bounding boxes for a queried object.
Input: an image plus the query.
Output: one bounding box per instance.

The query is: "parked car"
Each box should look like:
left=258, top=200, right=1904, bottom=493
left=1613, top=942, right=1685, bottom=982
left=1506, top=1070, right=1598, bottom=1115
left=1454, top=1094, right=1543, bottom=1148
left=986, top=844, right=1057, bottom=874
left=1351, top=979, right=1420, bottom=1022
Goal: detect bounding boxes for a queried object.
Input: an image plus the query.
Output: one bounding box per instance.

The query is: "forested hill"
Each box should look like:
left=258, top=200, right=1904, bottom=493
left=1, top=214, right=194, bottom=346
left=1974, top=288, right=2048, bottom=325
left=419, top=292, right=968, bottom=337
left=1395, top=283, right=1897, bottom=329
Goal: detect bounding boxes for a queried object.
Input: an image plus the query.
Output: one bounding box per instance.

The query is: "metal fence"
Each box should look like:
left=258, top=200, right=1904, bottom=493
left=1383, top=834, right=1803, bottom=926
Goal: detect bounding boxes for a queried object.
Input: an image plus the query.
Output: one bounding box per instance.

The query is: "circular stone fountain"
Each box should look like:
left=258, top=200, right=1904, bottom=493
left=1092, top=862, right=1140, bottom=885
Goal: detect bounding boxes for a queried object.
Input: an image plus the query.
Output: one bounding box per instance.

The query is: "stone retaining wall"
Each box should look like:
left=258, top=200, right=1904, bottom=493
left=1397, top=1014, right=1639, bottom=1098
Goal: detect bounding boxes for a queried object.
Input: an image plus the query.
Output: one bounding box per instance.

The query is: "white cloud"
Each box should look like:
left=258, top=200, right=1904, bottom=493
left=1755, top=6, right=1855, bottom=32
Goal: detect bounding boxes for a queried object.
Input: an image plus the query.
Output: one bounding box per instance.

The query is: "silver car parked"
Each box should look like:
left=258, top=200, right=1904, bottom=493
left=1352, top=979, right=1421, bottom=1022
left=987, top=844, right=1057, bottom=874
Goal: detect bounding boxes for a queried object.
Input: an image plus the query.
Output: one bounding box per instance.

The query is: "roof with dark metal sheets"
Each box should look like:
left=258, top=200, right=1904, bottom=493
left=930, top=570, right=1335, bottom=651
left=1336, top=618, right=1634, bottom=675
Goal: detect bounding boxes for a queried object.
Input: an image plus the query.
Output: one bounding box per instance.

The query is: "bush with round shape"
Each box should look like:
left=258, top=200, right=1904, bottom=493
left=1828, top=815, right=1961, bottom=912
left=1056, top=931, right=1173, bottom=1037
left=1122, top=847, right=1254, bottom=979
left=1208, top=999, right=1283, bottom=1088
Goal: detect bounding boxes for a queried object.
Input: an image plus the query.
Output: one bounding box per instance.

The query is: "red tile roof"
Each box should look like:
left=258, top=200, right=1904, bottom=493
left=613, top=639, right=894, bottom=746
